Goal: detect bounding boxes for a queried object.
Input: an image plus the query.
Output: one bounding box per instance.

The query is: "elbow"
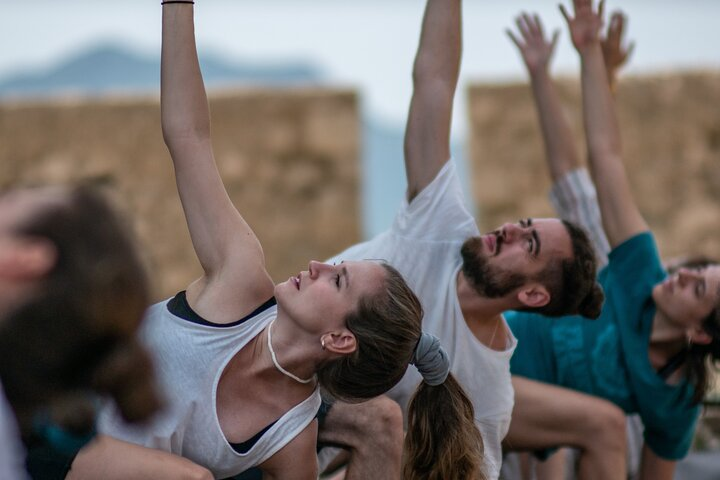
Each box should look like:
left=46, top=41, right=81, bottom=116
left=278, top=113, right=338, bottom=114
left=182, top=465, right=214, bottom=480
left=587, top=142, right=622, bottom=162
left=161, top=121, right=211, bottom=148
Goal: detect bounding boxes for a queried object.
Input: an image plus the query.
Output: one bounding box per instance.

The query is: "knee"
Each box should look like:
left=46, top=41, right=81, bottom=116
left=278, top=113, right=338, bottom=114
left=378, top=397, right=404, bottom=439
left=364, top=396, right=404, bottom=441
left=585, top=402, right=626, bottom=452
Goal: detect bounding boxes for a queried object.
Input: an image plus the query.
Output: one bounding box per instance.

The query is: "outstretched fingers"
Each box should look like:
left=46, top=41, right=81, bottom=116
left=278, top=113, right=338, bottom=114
left=506, top=28, right=523, bottom=49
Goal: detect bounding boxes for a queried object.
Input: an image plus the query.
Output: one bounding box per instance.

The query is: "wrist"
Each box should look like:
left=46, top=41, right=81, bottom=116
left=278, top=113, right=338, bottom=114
left=577, top=41, right=603, bottom=59
left=528, top=67, right=551, bottom=82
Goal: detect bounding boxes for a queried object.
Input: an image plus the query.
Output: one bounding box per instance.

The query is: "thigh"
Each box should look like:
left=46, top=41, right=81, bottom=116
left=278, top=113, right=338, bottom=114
left=504, top=376, right=623, bottom=452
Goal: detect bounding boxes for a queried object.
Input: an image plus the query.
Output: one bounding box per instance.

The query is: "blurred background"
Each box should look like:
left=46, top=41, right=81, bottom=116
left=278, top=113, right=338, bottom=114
left=3, top=0, right=719, bottom=235
left=1, top=1, right=719, bottom=473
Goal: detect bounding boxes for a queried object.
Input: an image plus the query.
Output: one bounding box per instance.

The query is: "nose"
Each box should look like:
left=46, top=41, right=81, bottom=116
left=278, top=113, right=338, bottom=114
left=501, top=223, right=525, bottom=243
left=308, top=260, right=332, bottom=279
left=676, top=268, right=699, bottom=287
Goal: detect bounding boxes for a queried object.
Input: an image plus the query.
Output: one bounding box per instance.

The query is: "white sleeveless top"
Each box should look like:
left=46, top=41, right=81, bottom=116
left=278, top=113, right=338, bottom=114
left=98, top=296, right=322, bottom=478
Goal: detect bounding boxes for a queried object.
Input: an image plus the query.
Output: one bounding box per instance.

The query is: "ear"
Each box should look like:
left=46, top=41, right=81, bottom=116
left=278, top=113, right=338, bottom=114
left=517, top=284, right=550, bottom=309
left=321, top=329, right=357, bottom=356
left=688, top=327, right=712, bottom=346
left=0, top=238, right=57, bottom=281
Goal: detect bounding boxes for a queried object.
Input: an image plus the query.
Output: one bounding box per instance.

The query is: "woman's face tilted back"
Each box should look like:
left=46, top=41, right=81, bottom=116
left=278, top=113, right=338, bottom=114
left=652, top=265, right=720, bottom=333
left=274, top=260, right=387, bottom=337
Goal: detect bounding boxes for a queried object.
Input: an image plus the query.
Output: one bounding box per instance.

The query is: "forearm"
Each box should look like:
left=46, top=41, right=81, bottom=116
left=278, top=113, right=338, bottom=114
left=161, top=3, right=211, bottom=145
left=529, top=69, right=581, bottom=181
left=639, top=445, right=676, bottom=480
left=580, top=43, right=621, bottom=162
left=68, top=435, right=213, bottom=480
left=579, top=42, right=646, bottom=245
left=404, top=0, right=462, bottom=200
left=412, top=0, right=462, bottom=92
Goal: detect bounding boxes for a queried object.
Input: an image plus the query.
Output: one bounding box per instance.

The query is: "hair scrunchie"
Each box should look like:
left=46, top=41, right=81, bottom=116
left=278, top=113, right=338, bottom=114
left=411, top=332, right=450, bottom=386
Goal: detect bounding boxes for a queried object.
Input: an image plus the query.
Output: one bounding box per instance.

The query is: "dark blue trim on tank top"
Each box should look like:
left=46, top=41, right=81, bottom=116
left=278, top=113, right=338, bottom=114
left=228, top=399, right=325, bottom=455
left=167, top=291, right=277, bottom=328
left=230, top=420, right=278, bottom=454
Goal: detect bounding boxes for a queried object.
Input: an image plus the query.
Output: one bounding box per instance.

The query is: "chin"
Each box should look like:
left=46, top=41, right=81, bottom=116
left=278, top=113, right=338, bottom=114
left=650, top=283, right=663, bottom=303
left=273, top=282, right=290, bottom=306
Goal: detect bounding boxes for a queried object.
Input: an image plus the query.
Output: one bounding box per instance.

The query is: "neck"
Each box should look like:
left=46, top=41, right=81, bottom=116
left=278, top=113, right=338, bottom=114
left=456, top=271, right=513, bottom=351
left=649, top=310, right=687, bottom=363
left=259, top=313, right=318, bottom=385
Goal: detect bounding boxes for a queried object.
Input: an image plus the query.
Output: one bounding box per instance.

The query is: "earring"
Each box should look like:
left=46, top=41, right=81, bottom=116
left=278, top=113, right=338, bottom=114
left=321, top=338, right=326, bottom=350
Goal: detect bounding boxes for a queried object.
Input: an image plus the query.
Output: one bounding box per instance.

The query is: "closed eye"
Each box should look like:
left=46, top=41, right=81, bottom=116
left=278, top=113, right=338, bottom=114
left=335, top=274, right=341, bottom=289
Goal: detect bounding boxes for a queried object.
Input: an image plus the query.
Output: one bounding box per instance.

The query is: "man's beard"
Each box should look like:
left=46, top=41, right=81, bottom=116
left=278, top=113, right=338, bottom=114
left=460, top=237, right=526, bottom=298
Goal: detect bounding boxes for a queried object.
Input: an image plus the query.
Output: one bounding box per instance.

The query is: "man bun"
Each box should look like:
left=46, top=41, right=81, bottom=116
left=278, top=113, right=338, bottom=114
left=578, top=283, right=604, bottom=320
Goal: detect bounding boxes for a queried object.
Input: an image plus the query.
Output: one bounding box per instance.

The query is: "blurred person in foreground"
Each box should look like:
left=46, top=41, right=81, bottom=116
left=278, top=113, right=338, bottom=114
left=502, top=2, right=720, bottom=479
left=0, top=185, right=161, bottom=479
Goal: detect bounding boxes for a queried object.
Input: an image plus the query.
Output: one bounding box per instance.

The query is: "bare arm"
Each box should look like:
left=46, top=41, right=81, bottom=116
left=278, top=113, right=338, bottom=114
left=161, top=4, right=272, bottom=319
left=639, top=444, right=676, bottom=480
left=508, top=13, right=579, bottom=181
left=562, top=0, right=648, bottom=247
left=404, top=0, right=462, bottom=202
left=68, top=435, right=212, bottom=480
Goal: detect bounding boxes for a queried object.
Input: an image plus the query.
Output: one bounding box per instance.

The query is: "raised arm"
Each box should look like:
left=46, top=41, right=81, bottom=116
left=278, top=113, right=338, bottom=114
left=161, top=4, right=272, bottom=316
left=561, top=0, right=648, bottom=247
left=507, top=13, right=579, bottom=181
left=404, top=0, right=462, bottom=202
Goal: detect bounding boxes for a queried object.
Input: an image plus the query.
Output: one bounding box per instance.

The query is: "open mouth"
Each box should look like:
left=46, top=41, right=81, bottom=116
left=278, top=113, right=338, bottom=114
left=484, top=234, right=498, bottom=255
left=291, top=274, right=301, bottom=290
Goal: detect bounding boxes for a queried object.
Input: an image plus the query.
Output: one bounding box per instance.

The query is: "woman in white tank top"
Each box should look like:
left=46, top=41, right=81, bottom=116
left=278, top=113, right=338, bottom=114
left=64, top=2, right=489, bottom=480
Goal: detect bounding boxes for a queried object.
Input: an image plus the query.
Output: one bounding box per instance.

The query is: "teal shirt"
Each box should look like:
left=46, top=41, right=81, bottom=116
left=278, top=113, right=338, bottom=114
left=507, top=232, right=700, bottom=460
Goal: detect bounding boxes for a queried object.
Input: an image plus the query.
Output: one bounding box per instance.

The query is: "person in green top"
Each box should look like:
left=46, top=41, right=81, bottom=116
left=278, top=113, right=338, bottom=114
left=503, top=2, right=720, bottom=480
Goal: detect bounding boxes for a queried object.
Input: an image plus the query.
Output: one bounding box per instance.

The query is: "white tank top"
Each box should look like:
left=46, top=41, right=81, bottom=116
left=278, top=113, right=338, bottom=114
left=98, top=295, right=321, bottom=478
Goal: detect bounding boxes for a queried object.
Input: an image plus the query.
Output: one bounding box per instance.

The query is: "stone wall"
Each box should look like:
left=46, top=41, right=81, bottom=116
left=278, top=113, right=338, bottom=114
left=0, top=89, right=361, bottom=300
left=467, top=72, right=720, bottom=262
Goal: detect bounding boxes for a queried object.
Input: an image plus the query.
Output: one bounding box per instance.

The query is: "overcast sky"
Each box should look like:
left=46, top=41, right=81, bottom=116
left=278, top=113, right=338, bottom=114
left=3, top=0, right=719, bottom=134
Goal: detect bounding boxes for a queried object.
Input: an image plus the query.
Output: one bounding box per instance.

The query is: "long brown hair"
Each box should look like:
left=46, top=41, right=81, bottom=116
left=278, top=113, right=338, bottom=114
left=316, top=263, right=486, bottom=476
left=317, top=263, right=422, bottom=401
left=403, top=374, right=485, bottom=480
left=0, top=186, right=161, bottom=432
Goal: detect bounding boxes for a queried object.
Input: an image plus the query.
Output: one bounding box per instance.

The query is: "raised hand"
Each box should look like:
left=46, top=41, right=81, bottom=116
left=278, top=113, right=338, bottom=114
left=560, top=0, right=605, bottom=54
left=507, top=13, right=560, bottom=76
left=601, top=11, right=634, bottom=87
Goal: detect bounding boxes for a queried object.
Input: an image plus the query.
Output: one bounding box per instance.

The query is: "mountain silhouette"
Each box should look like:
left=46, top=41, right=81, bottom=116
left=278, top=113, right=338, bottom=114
left=0, top=43, right=322, bottom=98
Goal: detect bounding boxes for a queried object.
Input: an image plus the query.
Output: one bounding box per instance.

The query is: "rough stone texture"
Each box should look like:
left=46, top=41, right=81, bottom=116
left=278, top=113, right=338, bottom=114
left=467, top=72, right=720, bottom=262
left=0, top=89, right=361, bottom=300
